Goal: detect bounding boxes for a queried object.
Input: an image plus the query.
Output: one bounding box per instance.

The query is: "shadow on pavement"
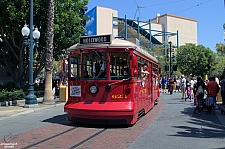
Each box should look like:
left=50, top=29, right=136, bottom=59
left=170, top=106, right=225, bottom=138
left=42, top=114, right=131, bottom=129
left=42, top=114, right=74, bottom=126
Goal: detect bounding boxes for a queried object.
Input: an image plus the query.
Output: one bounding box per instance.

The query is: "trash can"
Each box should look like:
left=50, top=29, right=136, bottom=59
left=59, top=86, right=68, bottom=102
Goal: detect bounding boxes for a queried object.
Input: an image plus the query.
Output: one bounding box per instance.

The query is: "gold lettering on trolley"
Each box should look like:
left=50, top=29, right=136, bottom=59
left=140, top=88, right=147, bottom=93
left=111, top=94, right=127, bottom=98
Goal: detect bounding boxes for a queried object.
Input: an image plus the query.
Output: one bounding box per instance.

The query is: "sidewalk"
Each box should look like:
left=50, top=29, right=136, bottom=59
left=0, top=99, right=65, bottom=120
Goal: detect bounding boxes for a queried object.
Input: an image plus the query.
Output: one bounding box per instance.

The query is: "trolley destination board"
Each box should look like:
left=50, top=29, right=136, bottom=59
left=79, top=35, right=112, bottom=44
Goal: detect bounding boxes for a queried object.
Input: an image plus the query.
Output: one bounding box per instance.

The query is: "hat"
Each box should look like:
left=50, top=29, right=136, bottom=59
left=181, top=75, right=184, bottom=78
left=187, top=83, right=190, bottom=85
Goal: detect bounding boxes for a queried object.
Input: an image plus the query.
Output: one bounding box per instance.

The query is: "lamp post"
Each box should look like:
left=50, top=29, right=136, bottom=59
left=59, top=49, right=68, bottom=84
left=21, top=0, right=40, bottom=107
left=168, top=41, right=172, bottom=77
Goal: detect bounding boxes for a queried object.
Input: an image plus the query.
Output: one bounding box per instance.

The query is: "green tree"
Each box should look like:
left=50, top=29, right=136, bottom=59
left=152, top=45, right=167, bottom=76
left=215, top=43, right=225, bottom=56
left=176, top=43, right=216, bottom=76
left=213, top=43, right=225, bottom=75
left=0, top=0, right=88, bottom=88
left=211, top=24, right=225, bottom=75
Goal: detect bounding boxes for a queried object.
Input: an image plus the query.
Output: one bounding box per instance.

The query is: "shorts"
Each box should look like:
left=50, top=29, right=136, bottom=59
left=181, top=86, right=186, bottom=93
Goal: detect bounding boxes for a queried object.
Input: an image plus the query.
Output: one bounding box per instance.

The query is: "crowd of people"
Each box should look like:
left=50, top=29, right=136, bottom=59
left=159, top=74, right=225, bottom=114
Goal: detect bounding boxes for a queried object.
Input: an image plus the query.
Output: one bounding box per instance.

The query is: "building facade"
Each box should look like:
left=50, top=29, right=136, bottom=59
left=85, top=6, right=198, bottom=48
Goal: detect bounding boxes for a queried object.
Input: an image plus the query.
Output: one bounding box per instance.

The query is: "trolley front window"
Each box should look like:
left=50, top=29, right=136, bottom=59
left=83, top=52, right=106, bottom=80
left=110, top=52, right=129, bottom=80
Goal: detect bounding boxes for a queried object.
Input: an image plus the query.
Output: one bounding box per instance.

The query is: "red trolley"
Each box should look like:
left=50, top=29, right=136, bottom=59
left=64, top=35, right=160, bottom=125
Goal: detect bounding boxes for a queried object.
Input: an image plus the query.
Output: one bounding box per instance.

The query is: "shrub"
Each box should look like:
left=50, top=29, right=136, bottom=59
left=8, top=90, right=25, bottom=100
left=0, top=89, right=8, bottom=102
left=35, top=90, right=44, bottom=98
left=0, top=85, right=45, bottom=102
left=0, top=89, right=25, bottom=102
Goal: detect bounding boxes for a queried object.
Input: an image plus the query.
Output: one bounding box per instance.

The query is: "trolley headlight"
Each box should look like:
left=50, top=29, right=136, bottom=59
left=89, top=85, right=98, bottom=94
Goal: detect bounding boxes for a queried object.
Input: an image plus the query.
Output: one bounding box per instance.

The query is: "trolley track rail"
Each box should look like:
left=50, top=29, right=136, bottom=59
left=21, top=127, right=78, bottom=149
left=69, top=129, right=107, bottom=149
left=20, top=126, right=107, bottom=149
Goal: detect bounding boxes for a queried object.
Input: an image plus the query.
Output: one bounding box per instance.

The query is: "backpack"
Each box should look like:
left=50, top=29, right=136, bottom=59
left=196, top=85, right=204, bottom=95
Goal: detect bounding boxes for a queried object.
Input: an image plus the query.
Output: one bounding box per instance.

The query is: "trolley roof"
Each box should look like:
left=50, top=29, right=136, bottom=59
left=68, top=35, right=158, bottom=63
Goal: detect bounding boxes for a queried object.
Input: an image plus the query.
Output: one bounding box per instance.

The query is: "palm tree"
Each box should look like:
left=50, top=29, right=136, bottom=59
left=43, top=0, right=55, bottom=104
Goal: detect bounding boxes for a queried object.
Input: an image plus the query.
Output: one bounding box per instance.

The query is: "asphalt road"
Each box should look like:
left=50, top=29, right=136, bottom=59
left=129, top=93, right=225, bottom=149
left=1, top=92, right=225, bottom=149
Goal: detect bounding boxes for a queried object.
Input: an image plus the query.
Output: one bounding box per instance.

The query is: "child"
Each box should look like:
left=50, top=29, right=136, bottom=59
left=187, top=83, right=191, bottom=101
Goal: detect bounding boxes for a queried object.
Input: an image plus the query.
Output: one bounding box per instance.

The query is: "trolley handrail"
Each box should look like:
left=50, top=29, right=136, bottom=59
left=105, top=77, right=132, bottom=91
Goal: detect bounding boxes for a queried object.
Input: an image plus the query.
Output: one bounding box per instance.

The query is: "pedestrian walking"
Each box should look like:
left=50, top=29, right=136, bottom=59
left=220, top=75, right=225, bottom=105
left=187, top=83, right=191, bottom=101
left=168, top=77, right=174, bottom=94
left=161, top=76, right=167, bottom=94
left=181, top=75, right=187, bottom=99
left=193, top=77, right=205, bottom=114
left=206, top=76, right=220, bottom=113
left=176, top=77, right=181, bottom=92
left=190, top=76, right=195, bottom=102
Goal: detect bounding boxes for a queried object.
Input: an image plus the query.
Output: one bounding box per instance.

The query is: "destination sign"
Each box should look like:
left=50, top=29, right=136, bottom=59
left=79, top=35, right=111, bottom=44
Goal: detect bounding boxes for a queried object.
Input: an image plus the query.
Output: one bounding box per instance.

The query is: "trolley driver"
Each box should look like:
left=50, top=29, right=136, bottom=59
left=93, top=55, right=106, bottom=79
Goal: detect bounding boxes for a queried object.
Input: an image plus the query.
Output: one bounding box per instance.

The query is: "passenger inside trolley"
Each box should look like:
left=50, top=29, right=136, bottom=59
left=141, top=63, right=150, bottom=87
left=84, top=70, right=90, bottom=78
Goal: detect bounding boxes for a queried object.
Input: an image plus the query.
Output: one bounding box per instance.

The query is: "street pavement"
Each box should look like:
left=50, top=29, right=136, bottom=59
left=129, top=92, right=225, bottom=149
left=0, top=92, right=225, bottom=149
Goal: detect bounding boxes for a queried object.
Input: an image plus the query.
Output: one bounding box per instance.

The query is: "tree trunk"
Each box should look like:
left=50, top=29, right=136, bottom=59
left=43, top=0, right=55, bottom=104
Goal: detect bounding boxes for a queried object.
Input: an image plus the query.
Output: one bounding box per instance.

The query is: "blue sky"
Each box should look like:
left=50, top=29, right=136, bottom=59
left=87, top=0, right=225, bottom=52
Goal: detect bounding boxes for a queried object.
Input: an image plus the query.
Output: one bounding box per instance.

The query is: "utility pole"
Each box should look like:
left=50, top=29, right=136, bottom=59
left=168, top=41, right=172, bottom=77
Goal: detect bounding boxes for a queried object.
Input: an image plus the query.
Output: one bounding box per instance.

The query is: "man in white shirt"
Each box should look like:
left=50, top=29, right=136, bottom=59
left=190, top=76, right=195, bottom=101
left=93, top=55, right=105, bottom=79
left=181, top=75, right=187, bottom=99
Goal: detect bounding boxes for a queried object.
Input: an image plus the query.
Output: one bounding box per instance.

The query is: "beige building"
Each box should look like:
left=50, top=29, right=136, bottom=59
left=85, top=6, right=198, bottom=48
left=151, top=13, right=197, bottom=46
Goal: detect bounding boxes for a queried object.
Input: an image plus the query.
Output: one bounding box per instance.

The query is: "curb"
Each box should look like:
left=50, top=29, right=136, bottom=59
left=13, top=102, right=65, bottom=116
left=0, top=102, right=65, bottom=120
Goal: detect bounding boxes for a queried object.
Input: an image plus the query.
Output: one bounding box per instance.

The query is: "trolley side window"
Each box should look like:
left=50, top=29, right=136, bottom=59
left=110, top=52, right=129, bottom=80
left=70, top=54, right=81, bottom=80
left=83, top=52, right=106, bottom=80
left=137, top=56, right=142, bottom=79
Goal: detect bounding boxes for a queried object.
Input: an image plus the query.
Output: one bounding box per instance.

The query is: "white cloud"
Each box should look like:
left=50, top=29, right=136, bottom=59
left=86, top=17, right=95, bottom=27
left=88, top=30, right=93, bottom=35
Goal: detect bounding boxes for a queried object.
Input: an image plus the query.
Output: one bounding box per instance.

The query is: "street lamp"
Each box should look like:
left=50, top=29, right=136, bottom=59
left=168, top=41, right=172, bottom=77
left=21, top=0, right=40, bottom=108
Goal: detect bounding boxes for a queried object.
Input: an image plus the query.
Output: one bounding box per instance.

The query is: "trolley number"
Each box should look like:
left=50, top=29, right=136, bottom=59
left=140, top=88, right=147, bottom=93
left=112, top=94, right=127, bottom=99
